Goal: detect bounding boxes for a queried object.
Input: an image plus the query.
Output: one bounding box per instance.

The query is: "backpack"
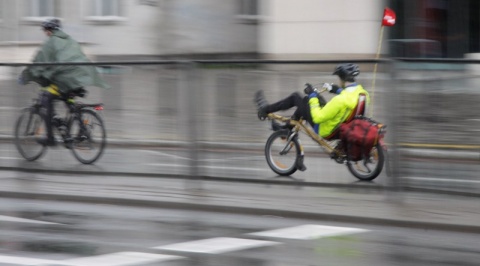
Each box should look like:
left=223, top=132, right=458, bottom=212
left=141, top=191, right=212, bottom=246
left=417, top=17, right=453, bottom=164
left=339, top=116, right=385, bottom=161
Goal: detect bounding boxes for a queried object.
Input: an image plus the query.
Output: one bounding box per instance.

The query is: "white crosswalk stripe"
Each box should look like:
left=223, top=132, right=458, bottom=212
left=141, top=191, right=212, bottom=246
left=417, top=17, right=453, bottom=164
left=0, top=252, right=183, bottom=266
left=249, top=224, right=369, bottom=240
left=0, top=215, right=60, bottom=225
left=45, top=252, right=183, bottom=266
left=0, top=255, right=56, bottom=265
left=154, top=237, right=280, bottom=254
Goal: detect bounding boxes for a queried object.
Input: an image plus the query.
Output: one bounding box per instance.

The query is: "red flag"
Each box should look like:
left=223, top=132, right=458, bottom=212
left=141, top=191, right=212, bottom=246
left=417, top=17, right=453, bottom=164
left=382, top=7, right=396, bottom=27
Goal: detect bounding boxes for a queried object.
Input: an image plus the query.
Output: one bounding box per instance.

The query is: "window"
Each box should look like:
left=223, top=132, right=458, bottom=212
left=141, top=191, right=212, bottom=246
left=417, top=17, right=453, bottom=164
left=25, top=0, right=56, bottom=17
left=0, top=0, right=4, bottom=21
left=237, top=0, right=258, bottom=23
left=86, top=0, right=125, bottom=23
left=91, top=0, right=122, bottom=17
left=238, top=0, right=258, bottom=16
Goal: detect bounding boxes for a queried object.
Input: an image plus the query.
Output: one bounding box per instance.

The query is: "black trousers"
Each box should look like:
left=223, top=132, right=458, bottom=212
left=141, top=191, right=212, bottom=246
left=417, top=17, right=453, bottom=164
left=39, top=91, right=59, bottom=140
left=265, top=92, right=327, bottom=127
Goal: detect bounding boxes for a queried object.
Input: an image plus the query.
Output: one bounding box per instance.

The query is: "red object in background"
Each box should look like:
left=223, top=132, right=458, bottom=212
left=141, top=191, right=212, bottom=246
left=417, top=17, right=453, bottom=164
left=382, top=7, right=396, bottom=26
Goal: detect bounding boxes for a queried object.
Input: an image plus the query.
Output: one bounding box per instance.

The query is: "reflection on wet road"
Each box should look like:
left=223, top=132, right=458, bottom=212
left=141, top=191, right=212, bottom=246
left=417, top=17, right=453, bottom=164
left=0, top=198, right=479, bottom=266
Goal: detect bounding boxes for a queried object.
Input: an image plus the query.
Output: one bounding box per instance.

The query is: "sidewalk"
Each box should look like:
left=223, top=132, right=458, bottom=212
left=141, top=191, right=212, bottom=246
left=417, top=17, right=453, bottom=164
left=0, top=171, right=479, bottom=233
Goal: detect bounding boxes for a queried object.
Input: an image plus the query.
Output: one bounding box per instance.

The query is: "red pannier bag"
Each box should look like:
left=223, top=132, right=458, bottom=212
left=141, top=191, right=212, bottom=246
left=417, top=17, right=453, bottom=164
left=339, top=116, right=384, bottom=161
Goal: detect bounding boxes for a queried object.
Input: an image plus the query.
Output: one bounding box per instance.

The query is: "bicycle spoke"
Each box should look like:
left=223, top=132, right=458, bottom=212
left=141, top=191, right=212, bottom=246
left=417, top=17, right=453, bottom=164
left=14, top=110, right=46, bottom=161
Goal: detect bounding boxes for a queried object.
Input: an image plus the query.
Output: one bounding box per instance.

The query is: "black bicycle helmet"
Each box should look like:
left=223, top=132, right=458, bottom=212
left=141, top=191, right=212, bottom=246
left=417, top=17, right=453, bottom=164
left=333, top=63, right=360, bottom=82
left=41, top=18, right=61, bottom=31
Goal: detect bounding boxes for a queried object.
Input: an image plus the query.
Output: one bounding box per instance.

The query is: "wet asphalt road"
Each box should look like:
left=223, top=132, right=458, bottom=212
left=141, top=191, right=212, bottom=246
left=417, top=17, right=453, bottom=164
left=0, top=197, right=479, bottom=266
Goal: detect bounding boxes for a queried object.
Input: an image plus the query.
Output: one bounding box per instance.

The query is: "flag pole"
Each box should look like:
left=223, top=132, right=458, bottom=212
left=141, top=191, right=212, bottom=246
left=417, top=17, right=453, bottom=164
left=370, top=7, right=395, bottom=118
left=369, top=25, right=385, bottom=118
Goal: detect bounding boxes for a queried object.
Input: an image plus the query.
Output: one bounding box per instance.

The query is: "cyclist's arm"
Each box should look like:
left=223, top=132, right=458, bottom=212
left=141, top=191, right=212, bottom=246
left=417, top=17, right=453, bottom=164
left=28, top=39, right=56, bottom=80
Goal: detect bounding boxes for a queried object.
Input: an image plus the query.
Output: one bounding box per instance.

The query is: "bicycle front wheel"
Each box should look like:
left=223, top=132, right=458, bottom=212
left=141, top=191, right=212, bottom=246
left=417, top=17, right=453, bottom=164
left=265, top=130, right=300, bottom=176
left=347, top=142, right=385, bottom=181
left=69, top=109, right=106, bottom=164
left=14, top=108, right=47, bottom=161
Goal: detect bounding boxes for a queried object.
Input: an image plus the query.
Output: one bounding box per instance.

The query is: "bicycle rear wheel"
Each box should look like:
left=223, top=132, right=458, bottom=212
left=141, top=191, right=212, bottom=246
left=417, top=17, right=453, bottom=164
left=265, top=130, right=300, bottom=176
left=347, top=142, right=385, bottom=181
left=69, top=109, right=106, bottom=164
left=14, top=108, right=47, bottom=161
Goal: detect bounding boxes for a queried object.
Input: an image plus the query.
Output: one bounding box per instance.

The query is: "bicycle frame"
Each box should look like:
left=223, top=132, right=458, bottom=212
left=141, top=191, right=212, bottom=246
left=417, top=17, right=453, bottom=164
left=266, top=113, right=342, bottom=157
left=27, top=93, right=104, bottom=147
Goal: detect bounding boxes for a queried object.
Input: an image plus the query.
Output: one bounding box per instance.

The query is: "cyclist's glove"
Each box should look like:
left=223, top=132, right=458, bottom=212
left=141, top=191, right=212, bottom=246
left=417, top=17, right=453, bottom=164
left=322, top=83, right=342, bottom=94
left=304, top=83, right=319, bottom=98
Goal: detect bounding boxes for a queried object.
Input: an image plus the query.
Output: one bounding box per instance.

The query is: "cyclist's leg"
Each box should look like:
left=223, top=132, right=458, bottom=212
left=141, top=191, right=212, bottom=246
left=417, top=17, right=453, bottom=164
left=290, top=95, right=313, bottom=124
left=39, top=87, right=60, bottom=145
left=265, top=92, right=304, bottom=113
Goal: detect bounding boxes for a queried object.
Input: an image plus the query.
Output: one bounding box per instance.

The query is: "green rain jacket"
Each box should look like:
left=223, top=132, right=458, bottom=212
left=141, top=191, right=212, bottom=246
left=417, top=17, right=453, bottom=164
left=309, top=84, right=369, bottom=138
left=22, top=30, right=110, bottom=93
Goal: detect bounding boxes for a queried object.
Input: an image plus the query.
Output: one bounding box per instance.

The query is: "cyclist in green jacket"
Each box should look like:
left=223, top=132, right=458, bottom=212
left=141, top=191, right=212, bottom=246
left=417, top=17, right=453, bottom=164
left=18, top=18, right=109, bottom=146
left=255, top=63, right=370, bottom=139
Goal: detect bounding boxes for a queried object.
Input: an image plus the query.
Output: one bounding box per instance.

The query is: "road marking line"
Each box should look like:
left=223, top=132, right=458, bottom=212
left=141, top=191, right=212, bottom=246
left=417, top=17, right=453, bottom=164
left=141, top=150, right=192, bottom=160
left=0, top=215, right=60, bottom=225
left=0, top=157, right=21, bottom=160
left=200, top=165, right=267, bottom=171
left=407, top=176, right=480, bottom=184
left=54, top=252, right=183, bottom=266
left=0, top=255, right=56, bottom=265
left=249, top=224, right=368, bottom=240
left=142, top=150, right=264, bottom=162
left=154, top=237, right=280, bottom=254
left=144, top=163, right=268, bottom=171
left=199, top=156, right=265, bottom=162
left=0, top=106, right=20, bottom=110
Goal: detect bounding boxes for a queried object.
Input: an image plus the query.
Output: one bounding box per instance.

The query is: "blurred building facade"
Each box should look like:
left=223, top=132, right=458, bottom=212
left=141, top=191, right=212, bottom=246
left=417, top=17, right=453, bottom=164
left=389, top=0, right=480, bottom=59
left=0, top=0, right=385, bottom=61
left=0, top=0, right=477, bottom=61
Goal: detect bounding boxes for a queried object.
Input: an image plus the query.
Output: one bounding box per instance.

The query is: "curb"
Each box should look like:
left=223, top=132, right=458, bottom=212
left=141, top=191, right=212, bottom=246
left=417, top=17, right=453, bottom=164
left=1, top=190, right=479, bottom=234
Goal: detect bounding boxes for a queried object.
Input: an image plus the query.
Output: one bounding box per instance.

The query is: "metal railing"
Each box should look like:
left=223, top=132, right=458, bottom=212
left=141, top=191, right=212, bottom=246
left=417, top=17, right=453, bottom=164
left=1, top=58, right=479, bottom=195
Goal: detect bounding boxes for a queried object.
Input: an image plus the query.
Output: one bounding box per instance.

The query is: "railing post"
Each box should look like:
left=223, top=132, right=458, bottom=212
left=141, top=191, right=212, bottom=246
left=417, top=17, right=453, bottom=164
left=177, top=61, right=202, bottom=190
left=386, top=60, right=403, bottom=201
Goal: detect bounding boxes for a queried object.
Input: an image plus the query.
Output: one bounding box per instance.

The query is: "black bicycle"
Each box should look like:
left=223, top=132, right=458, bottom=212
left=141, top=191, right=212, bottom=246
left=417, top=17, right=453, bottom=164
left=14, top=88, right=107, bottom=164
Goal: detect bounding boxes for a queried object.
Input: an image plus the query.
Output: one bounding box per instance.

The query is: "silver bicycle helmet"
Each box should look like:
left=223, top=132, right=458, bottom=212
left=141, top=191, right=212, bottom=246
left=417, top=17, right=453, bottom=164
left=41, top=18, right=61, bottom=31
left=333, top=63, right=360, bottom=82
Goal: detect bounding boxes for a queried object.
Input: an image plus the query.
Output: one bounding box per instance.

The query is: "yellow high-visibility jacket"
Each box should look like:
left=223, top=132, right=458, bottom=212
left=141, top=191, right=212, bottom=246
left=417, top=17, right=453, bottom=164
left=309, top=84, right=369, bottom=138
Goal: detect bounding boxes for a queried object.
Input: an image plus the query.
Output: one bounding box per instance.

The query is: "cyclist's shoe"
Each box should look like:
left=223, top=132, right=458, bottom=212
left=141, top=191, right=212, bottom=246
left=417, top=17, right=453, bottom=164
left=296, top=156, right=307, bottom=172
left=271, top=120, right=294, bottom=131
left=257, top=109, right=268, bottom=120
left=63, top=137, right=73, bottom=149
left=334, top=141, right=344, bottom=152
left=37, top=137, right=57, bottom=147
left=254, top=90, right=269, bottom=120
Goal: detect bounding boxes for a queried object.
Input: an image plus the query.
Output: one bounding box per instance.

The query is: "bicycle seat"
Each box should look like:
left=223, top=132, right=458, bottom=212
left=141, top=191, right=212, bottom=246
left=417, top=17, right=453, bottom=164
left=60, top=88, right=87, bottom=100
left=69, top=87, right=88, bottom=98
